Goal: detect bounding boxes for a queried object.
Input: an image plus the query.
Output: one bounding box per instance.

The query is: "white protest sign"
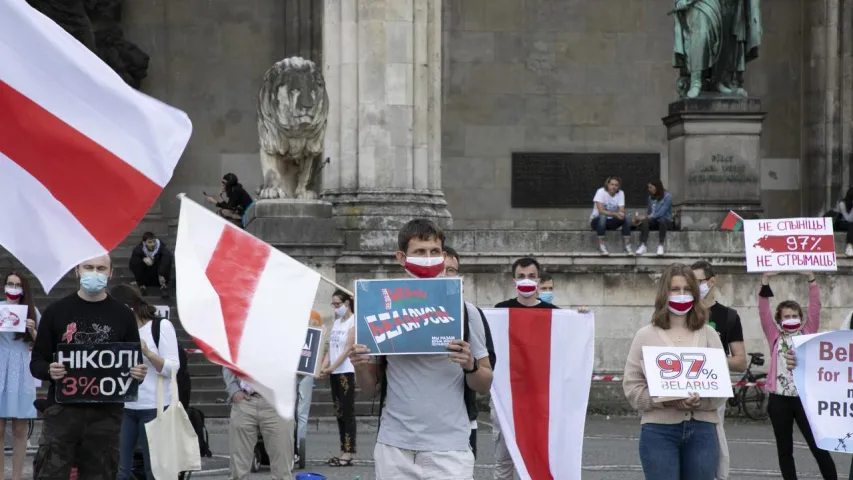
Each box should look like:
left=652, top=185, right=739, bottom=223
left=743, top=217, right=837, bottom=273
left=642, top=346, right=734, bottom=398
left=0, top=304, right=28, bottom=332
left=793, top=330, right=853, bottom=452
left=154, top=305, right=170, bottom=320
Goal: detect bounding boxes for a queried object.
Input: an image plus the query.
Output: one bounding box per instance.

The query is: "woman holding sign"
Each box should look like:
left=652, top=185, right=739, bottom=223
left=0, top=272, right=39, bottom=480
left=110, top=285, right=181, bottom=480
left=318, top=289, right=357, bottom=467
left=623, top=263, right=726, bottom=480
left=758, top=272, right=837, bottom=480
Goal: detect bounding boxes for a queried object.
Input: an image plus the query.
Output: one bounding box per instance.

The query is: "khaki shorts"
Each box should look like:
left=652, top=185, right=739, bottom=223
left=374, top=442, right=474, bottom=480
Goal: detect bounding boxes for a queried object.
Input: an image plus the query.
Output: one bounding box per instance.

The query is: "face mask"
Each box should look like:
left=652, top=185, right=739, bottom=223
left=699, top=283, right=711, bottom=299
left=667, top=294, right=694, bottom=315
left=539, top=291, right=554, bottom=304
left=5, top=286, right=22, bottom=301
left=781, top=318, right=802, bottom=332
left=80, top=272, right=108, bottom=295
left=404, top=256, right=445, bottom=279
left=334, top=305, right=348, bottom=318
left=515, top=279, right=538, bottom=298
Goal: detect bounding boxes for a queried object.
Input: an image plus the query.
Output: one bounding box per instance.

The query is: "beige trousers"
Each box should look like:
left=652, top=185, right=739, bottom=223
left=716, top=403, right=730, bottom=480
left=490, top=402, right=516, bottom=480
left=374, top=442, right=474, bottom=480
left=229, top=395, right=294, bottom=480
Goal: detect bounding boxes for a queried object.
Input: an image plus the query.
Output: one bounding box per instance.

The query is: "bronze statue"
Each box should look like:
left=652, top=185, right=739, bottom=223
left=672, top=0, right=762, bottom=99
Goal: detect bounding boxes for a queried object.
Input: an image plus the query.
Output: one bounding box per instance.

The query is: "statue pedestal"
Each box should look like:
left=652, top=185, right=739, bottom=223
left=663, top=98, right=766, bottom=230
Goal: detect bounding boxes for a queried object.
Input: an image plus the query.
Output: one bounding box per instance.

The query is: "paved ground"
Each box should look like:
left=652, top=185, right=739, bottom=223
left=5, top=415, right=853, bottom=479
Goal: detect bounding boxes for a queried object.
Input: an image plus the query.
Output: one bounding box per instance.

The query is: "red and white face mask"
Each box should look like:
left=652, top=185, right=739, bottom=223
left=667, top=294, right=694, bottom=315
left=515, top=279, right=538, bottom=298
left=780, top=318, right=802, bottom=332
left=4, top=286, right=22, bottom=301
left=404, top=256, right=445, bottom=279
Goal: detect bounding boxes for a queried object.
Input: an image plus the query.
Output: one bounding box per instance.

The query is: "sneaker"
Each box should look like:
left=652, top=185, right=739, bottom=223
left=847, top=244, right=853, bottom=257
left=139, top=285, right=147, bottom=296
left=160, top=285, right=169, bottom=299
left=635, top=244, right=647, bottom=255
left=598, top=244, right=610, bottom=256
left=657, top=245, right=665, bottom=256
left=624, top=244, right=635, bottom=256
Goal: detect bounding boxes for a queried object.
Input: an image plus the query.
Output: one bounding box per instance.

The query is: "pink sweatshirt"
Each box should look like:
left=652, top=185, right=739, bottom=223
left=758, top=282, right=821, bottom=393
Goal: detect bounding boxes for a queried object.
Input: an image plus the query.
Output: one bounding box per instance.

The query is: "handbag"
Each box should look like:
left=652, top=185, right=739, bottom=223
left=145, top=360, right=202, bottom=478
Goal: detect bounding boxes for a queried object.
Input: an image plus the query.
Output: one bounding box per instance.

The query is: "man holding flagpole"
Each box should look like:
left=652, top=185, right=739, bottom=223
left=349, top=219, right=493, bottom=478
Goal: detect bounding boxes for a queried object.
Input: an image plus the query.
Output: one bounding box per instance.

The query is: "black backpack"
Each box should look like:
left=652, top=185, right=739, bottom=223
left=377, top=303, right=496, bottom=426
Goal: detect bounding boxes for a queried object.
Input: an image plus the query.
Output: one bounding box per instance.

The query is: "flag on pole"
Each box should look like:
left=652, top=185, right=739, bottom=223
left=174, top=195, right=321, bottom=419
left=0, top=0, right=192, bottom=293
left=483, top=308, right=595, bottom=480
left=720, top=210, right=744, bottom=231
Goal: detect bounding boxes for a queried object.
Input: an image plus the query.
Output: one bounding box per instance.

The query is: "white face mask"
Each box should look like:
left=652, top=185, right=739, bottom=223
left=667, top=294, right=694, bottom=316
left=334, top=305, right=348, bottom=318
left=781, top=317, right=802, bottom=332
left=515, top=279, right=538, bottom=298
left=699, top=283, right=711, bottom=299
left=4, top=286, right=23, bottom=300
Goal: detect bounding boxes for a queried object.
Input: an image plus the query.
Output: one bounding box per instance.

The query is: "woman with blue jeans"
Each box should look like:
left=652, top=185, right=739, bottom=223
left=112, top=284, right=181, bottom=479
left=623, top=263, right=726, bottom=479
left=634, top=179, right=673, bottom=256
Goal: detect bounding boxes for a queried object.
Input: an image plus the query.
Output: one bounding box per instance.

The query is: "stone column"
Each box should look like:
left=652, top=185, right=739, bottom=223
left=802, top=0, right=852, bottom=215
left=322, top=0, right=451, bottom=252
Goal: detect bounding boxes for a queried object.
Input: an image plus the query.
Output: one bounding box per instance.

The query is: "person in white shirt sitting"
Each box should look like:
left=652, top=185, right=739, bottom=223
left=110, top=284, right=181, bottom=480
left=589, top=176, right=635, bottom=256
left=831, top=188, right=853, bottom=257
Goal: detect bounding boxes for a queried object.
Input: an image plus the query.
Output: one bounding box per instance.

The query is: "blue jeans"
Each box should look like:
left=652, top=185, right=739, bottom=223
left=639, top=420, right=718, bottom=480
left=590, top=215, right=632, bottom=238
left=117, top=407, right=166, bottom=480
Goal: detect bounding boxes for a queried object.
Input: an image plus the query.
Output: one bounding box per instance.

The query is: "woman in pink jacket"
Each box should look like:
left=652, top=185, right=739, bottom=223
left=758, top=271, right=836, bottom=479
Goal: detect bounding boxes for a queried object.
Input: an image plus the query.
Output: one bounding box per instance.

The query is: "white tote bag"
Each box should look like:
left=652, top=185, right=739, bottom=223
left=145, top=360, right=201, bottom=478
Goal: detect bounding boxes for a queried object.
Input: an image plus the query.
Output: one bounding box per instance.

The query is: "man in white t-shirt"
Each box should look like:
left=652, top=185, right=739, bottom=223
left=589, top=176, right=634, bottom=256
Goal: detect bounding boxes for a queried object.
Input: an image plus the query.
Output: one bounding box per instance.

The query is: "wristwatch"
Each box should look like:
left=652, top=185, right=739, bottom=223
left=463, top=358, right=479, bottom=374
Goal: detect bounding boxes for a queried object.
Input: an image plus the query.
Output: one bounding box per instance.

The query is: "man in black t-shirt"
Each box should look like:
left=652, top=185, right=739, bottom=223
left=30, top=254, right=147, bottom=479
left=692, top=261, right=746, bottom=480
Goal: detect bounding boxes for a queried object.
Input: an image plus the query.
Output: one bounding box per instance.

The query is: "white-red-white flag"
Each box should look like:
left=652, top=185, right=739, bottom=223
left=174, top=195, right=321, bottom=419
left=0, top=0, right=192, bottom=293
left=483, top=308, right=595, bottom=480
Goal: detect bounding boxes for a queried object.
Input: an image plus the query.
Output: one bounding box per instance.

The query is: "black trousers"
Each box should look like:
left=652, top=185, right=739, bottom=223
left=767, top=394, right=837, bottom=479
left=839, top=218, right=853, bottom=244
left=639, top=218, right=672, bottom=244
left=330, top=373, right=356, bottom=453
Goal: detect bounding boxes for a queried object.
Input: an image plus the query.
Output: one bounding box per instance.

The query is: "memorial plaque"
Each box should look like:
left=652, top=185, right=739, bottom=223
left=511, top=153, right=661, bottom=208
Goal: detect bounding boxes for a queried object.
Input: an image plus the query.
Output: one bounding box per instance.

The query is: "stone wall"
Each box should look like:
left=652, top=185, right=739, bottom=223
left=441, top=0, right=804, bottom=222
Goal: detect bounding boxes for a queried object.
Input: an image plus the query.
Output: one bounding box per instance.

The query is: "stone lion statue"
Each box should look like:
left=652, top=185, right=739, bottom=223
left=256, top=57, right=329, bottom=200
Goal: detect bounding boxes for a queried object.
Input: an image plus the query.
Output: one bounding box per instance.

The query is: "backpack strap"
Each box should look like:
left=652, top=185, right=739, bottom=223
left=152, top=317, right=162, bottom=350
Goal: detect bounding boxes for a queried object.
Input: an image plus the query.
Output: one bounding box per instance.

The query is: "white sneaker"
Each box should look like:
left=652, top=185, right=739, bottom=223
left=598, top=244, right=609, bottom=256
left=846, top=244, right=853, bottom=257
left=635, top=244, right=647, bottom=255
left=657, top=245, right=665, bottom=256
left=624, top=244, right=635, bottom=256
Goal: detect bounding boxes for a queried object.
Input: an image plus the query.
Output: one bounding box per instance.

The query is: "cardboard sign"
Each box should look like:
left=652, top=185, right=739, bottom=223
left=297, top=327, right=324, bottom=377
left=743, top=217, right=837, bottom=272
left=355, top=277, right=464, bottom=355
left=793, top=330, right=853, bottom=452
left=0, top=304, right=27, bottom=333
left=642, top=346, right=734, bottom=398
left=154, top=305, right=171, bottom=320
left=55, top=343, right=141, bottom=403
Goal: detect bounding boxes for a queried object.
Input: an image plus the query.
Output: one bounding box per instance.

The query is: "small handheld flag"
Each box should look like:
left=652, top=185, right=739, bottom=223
left=720, top=211, right=744, bottom=231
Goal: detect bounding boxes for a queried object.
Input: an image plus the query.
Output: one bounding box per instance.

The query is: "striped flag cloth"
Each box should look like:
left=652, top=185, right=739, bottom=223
left=174, top=196, right=321, bottom=419
left=483, top=308, right=595, bottom=480
left=720, top=210, right=744, bottom=231
left=0, top=0, right=192, bottom=293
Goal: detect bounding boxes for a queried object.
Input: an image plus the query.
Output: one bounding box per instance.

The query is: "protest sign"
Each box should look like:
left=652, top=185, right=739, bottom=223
left=297, top=326, right=325, bottom=376
left=0, top=304, right=27, bottom=333
left=154, top=305, right=171, bottom=320
left=642, top=346, right=734, bottom=398
left=743, top=217, right=837, bottom=272
left=355, top=277, right=464, bottom=355
left=55, top=343, right=141, bottom=403
left=793, top=330, right=853, bottom=452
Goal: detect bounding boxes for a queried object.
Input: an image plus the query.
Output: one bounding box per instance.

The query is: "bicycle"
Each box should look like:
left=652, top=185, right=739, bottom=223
left=728, top=352, right=769, bottom=420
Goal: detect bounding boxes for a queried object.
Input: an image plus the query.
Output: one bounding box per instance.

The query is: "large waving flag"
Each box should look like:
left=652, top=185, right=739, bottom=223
left=175, top=195, right=321, bottom=419
left=0, top=0, right=192, bottom=293
left=483, top=308, right=595, bottom=480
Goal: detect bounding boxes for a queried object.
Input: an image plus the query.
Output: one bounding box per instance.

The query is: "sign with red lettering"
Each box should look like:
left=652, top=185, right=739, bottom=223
left=793, top=331, right=853, bottom=452
left=743, top=217, right=837, bottom=272
left=354, top=278, right=464, bottom=355
left=642, top=346, right=734, bottom=398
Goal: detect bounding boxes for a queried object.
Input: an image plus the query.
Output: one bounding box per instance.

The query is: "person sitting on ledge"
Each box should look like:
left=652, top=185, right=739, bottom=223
left=826, top=187, right=853, bottom=257
left=204, top=173, right=254, bottom=228
left=128, top=232, right=173, bottom=298
left=633, top=179, right=673, bottom=257
left=589, top=176, right=634, bottom=256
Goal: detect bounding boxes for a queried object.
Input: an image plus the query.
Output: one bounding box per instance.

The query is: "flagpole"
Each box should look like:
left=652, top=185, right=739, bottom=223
left=176, top=193, right=354, bottom=296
